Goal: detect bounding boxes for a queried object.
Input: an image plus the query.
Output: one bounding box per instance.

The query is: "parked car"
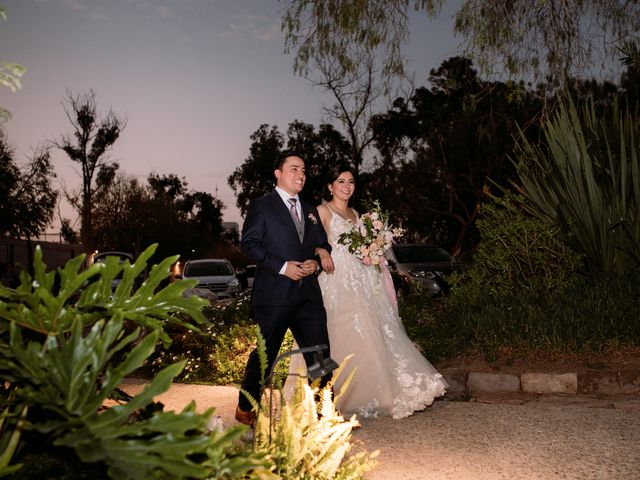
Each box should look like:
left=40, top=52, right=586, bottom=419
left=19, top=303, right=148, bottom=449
left=179, top=258, right=242, bottom=299
left=92, top=251, right=134, bottom=290
left=244, top=264, right=256, bottom=290
left=386, top=244, right=462, bottom=297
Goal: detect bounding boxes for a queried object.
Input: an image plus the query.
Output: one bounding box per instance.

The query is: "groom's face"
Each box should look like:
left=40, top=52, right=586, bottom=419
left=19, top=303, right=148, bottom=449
left=275, top=156, right=306, bottom=196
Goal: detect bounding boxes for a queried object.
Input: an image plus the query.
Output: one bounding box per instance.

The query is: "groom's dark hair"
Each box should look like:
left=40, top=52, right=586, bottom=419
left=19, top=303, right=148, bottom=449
left=274, top=150, right=305, bottom=171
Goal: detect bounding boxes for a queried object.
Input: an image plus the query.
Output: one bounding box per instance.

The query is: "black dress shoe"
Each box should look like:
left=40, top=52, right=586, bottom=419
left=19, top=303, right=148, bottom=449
left=235, top=406, right=257, bottom=427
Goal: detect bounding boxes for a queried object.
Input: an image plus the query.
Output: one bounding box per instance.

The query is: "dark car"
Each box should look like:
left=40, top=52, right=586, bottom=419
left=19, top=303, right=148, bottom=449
left=92, top=251, right=134, bottom=290
left=386, top=244, right=462, bottom=297
left=234, top=264, right=256, bottom=291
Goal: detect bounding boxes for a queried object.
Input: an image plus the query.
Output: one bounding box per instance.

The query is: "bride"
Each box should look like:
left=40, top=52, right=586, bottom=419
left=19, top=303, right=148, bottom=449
left=288, top=163, right=447, bottom=419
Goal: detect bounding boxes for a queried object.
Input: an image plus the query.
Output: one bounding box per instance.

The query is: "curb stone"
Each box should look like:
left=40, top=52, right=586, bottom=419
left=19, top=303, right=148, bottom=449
left=521, top=372, right=577, bottom=394
left=439, top=368, right=640, bottom=397
left=466, top=372, right=520, bottom=393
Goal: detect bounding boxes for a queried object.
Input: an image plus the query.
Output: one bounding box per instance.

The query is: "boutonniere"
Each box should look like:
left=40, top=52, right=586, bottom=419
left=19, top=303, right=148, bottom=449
left=307, top=212, right=318, bottom=225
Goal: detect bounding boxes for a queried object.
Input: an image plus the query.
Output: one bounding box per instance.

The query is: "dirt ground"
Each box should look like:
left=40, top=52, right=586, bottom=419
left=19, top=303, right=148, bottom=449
left=434, top=345, right=640, bottom=375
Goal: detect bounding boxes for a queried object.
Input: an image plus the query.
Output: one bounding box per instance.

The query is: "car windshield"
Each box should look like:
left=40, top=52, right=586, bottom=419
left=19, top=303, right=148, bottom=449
left=392, top=245, right=451, bottom=263
left=185, top=261, right=233, bottom=276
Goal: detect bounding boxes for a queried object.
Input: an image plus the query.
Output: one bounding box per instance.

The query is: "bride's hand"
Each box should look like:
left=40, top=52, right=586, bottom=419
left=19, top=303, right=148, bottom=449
left=318, top=249, right=335, bottom=274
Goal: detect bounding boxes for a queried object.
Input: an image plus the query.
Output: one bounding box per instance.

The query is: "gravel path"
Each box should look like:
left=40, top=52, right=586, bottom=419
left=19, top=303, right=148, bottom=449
left=120, top=380, right=640, bottom=480
left=354, top=400, right=640, bottom=479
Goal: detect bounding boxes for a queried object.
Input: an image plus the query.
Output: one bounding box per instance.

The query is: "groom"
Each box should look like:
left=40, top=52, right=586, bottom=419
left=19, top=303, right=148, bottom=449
left=235, top=151, right=333, bottom=426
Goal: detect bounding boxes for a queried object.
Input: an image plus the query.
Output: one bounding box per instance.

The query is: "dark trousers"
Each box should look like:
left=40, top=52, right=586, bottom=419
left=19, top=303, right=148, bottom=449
left=238, top=295, right=331, bottom=411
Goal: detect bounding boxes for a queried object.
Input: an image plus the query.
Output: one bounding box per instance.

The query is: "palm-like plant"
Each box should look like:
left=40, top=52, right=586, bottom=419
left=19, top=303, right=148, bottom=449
left=512, top=95, right=640, bottom=274
left=0, top=245, right=275, bottom=479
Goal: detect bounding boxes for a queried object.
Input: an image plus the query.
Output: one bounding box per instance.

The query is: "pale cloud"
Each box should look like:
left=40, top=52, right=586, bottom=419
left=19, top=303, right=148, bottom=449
left=89, top=11, right=110, bottom=21
left=155, top=4, right=173, bottom=19
left=218, top=14, right=281, bottom=43
left=60, top=0, right=87, bottom=10
left=254, top=20, right=280, bottom=42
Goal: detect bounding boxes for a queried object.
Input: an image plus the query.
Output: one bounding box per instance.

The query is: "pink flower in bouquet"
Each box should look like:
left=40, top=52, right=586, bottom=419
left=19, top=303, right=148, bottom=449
left=337, top=200, right=405, bottom=270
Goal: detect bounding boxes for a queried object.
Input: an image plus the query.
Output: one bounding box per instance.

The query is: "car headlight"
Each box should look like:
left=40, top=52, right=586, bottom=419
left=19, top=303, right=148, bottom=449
left=229, top=279, right=240, bottom=288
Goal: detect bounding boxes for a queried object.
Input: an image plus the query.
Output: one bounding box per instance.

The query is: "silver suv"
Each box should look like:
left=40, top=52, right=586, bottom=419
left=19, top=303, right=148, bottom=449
left=181, top=259, right=242, bottom=299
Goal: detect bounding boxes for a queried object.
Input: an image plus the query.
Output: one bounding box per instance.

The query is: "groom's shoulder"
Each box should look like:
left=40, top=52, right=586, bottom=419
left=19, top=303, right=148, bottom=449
left=251, top=191, right=277, bottom=206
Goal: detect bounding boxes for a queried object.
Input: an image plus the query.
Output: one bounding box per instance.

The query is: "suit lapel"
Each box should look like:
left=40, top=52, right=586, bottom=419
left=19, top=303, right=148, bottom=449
left=300, top=201, right=311, bottom=244
left=269, top=191, right=303, bottom=242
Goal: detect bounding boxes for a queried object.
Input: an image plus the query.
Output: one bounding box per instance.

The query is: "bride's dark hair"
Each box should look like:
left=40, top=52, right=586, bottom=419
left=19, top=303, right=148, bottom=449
left=323, top=163, right=356, bottom=202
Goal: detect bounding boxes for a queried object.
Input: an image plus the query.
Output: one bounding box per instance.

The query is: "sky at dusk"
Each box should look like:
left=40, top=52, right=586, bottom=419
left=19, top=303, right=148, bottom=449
left=1, top=0, right=462, bottom=230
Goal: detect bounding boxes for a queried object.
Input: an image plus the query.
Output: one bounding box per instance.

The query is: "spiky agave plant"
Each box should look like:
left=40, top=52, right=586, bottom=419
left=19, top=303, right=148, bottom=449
left=512, top=95, right=640, bottom=274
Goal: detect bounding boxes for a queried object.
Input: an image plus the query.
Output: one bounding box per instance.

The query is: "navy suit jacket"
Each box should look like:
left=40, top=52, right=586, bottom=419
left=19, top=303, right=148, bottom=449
left=241, top=191, right=331, bottom=306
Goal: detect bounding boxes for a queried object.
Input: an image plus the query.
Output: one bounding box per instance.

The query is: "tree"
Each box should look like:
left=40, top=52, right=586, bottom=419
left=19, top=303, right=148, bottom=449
left=284, top=120, right=353, bottom=205
left=295, top=35, right=385, bottom=174
left=282, top=0, right=640, bottom=88
left=369, top=57, right=544, bottom=254
left=0, top=129, right=57, bottom=238
left=228, top=125, right=284, bottom=217
left=55, top=90, right=125, bottom=251
left=90, top=172, right=225, bottom=261
left=285, top=1, right=414, bottom=175
left=145, top=173, right=225, bottom=260
left=91, top=171, right=147, bottom=253
left=0, top=7, right=26, bottom=122
left=283, top=0, right=443, bottom=89
left=228, top=121, right=352, bottom=216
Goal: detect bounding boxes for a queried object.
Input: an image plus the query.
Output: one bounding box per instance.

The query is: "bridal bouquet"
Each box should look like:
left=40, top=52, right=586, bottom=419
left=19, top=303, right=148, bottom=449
left=337, top=200, right=405, bottom=268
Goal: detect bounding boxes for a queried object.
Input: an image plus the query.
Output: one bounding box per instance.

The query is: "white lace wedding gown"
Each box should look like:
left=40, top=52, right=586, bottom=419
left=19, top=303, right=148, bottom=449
left=288, top=207, right=448, bottom=419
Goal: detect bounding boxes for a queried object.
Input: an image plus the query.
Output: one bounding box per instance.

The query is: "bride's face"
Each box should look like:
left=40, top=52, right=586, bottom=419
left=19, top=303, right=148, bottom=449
left=330, top=171, right=355, bottom=201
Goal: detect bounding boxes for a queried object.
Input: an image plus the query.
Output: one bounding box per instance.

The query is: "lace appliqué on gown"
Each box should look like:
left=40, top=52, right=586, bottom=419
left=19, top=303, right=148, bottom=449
left=291, top=207, right=447, bottom=419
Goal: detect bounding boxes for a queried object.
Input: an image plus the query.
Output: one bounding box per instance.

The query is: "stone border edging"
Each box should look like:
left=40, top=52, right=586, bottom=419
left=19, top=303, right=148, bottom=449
left=439, top=368, right=640, bottom=397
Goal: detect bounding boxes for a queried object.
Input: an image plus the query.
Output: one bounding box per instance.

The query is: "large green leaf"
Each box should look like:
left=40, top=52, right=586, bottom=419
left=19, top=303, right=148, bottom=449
left=0, top=244, right=208, bottom=339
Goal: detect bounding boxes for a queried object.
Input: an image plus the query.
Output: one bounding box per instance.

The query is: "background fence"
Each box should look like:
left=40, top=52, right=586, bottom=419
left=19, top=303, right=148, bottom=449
left=0, top=236, right=83, bottom=277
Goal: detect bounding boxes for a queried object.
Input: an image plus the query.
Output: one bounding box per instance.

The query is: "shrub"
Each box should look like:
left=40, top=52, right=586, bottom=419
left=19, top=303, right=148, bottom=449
left=400, top=196, right=640, bottom=361
left=439, top=269, right=640, bottom=360
left=459, top=195, right=583, bottom=299
left=0, top=246, right=274, bottom=479
left=142, top=291, right=294, bottom=386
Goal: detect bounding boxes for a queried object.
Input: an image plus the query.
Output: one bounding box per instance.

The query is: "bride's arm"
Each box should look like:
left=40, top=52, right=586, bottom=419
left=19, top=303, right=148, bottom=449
left=315, top=205, right=335, bottom=273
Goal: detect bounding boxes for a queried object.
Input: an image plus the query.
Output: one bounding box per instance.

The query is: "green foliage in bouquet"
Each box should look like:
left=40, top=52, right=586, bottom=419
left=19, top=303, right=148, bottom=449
left=0, top=245, right=275, bottom=479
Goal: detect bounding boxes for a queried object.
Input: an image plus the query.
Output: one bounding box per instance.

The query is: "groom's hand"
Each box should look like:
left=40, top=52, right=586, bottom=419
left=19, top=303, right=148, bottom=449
left=284, top=261, right=306, bottom=281
left=300, top=259, right=320, bottom=277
